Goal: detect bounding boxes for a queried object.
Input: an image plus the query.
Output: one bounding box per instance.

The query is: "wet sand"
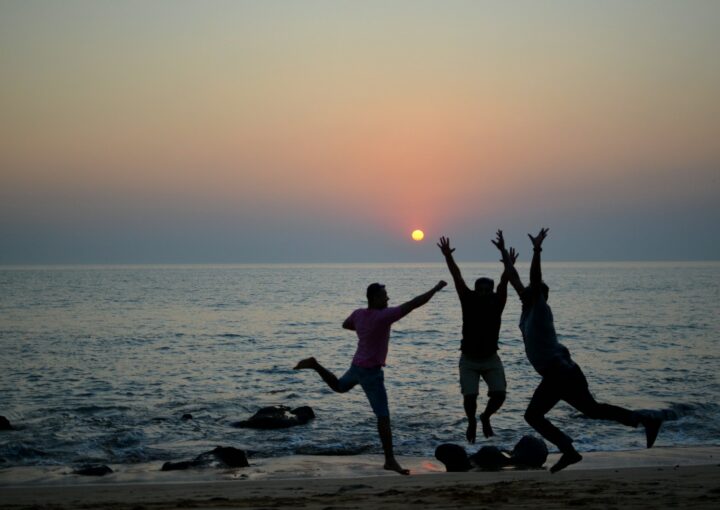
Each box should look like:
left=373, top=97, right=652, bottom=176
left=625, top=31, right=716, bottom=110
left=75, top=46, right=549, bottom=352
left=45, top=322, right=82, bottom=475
left=1, top=447, right=719, bottom=509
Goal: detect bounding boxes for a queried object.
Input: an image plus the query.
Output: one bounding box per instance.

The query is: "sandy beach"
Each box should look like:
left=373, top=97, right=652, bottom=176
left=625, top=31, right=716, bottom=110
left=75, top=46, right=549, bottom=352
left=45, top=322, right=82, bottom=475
left=1, top=447, right=719, bottom=509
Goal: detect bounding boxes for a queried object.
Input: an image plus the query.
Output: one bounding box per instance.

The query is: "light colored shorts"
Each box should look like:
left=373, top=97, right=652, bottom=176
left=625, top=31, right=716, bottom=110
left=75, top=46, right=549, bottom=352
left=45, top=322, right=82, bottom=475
left=337, top=364, right=389, bottom=417
left=459, top=352, right=507, bottom=396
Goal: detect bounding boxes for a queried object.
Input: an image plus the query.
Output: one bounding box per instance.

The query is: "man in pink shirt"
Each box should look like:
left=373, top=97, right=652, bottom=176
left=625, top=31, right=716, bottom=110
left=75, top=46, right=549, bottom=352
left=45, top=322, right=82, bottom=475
left=294, top=280, right=447, bottom=474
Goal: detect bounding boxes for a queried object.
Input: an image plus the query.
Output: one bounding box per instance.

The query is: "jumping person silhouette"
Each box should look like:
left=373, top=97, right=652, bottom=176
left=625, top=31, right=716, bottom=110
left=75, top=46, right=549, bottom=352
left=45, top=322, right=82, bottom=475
left=294, top=280, right=447, bottom=475
left=493, top=228, right=662, bottom=473
left=437, top=236, right=516, bottom=443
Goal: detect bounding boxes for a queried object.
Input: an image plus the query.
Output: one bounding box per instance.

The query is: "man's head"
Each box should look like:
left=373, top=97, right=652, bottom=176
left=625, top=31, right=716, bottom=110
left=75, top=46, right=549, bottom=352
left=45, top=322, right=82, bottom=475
left=474, top=277, right=494, bottom=296
left=366, top=282, right=389, bottom=309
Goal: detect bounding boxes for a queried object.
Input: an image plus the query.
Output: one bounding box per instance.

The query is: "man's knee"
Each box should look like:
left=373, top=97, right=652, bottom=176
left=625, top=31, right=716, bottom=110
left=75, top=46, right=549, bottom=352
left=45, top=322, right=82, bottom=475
left=488, top=390, right=506, bottom=403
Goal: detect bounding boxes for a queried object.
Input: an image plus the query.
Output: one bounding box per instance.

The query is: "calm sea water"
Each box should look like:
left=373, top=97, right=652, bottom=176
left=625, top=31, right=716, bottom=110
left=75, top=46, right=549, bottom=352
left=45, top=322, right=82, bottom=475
left=1, top=262, right=718, bottom=467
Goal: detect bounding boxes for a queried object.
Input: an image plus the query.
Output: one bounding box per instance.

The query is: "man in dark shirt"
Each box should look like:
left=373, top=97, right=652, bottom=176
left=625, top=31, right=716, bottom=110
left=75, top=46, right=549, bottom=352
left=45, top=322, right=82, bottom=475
left=438, top=235, right=515, bottom=443
left=494, top=228, right=663, bottom=472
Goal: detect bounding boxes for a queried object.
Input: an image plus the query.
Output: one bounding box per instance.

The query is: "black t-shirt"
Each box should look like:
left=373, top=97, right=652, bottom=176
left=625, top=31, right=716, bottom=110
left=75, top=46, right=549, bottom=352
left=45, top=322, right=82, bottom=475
left=458, top=289, right=503, bottom=359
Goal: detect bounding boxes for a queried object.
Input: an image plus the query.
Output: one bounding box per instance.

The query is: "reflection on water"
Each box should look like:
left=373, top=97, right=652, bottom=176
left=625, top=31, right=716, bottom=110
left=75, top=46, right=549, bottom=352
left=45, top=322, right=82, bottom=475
left=0, top=262, right=718, bottom=466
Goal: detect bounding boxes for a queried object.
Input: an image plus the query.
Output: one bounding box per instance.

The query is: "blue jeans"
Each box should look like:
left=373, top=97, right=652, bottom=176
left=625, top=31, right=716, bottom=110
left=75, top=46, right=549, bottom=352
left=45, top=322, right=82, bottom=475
left=337, top=364, right=390, bottom=417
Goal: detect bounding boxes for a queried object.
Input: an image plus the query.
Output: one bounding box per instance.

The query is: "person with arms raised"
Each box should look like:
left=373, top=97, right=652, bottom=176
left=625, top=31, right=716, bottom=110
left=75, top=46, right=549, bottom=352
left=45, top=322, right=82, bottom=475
left=493, top=228, right=662, bottom=473
left=437, top=235, right=516, bottom=443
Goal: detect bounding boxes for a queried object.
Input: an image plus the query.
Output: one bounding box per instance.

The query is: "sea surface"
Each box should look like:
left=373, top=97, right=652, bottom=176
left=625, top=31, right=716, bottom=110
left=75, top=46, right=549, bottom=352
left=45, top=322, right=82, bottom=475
left=1, top=262, right=718, bottom=468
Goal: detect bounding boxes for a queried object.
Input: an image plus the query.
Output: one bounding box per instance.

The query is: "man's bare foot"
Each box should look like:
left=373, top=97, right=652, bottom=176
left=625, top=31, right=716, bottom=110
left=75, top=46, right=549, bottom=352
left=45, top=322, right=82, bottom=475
left=550, top=450, right=582, bottom=473
left=384, top=458, right=410, bottom=475
left=479, top=413, right=494, bottom=438
left=293, top=357, right=317, bottom=370
left=466, top=418, right=477, bottom=444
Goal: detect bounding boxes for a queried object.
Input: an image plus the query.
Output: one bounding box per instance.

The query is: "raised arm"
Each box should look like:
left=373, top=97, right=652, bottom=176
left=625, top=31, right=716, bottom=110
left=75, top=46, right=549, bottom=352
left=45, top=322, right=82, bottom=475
left=492, top=230, right=524, bottom=296
left=399, top=280, right=447, bottom=315
left=496, top=268, right=509, bottom=310
left=528, top=227, right=549, bottom=287
left=437, top=236, right=470, bottom=295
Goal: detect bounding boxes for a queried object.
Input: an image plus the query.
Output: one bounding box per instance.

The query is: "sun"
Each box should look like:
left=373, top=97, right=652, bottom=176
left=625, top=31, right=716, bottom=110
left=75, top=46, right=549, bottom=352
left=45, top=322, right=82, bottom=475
left=411, top=229, right=425, bottom=241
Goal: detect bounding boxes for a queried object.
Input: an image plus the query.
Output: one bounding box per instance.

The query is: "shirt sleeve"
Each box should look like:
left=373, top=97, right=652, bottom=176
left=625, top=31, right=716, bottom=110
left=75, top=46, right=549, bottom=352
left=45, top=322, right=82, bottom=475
left=380, top=306, right=408, bottom=324
left=345, top=310, right=358, bottom=329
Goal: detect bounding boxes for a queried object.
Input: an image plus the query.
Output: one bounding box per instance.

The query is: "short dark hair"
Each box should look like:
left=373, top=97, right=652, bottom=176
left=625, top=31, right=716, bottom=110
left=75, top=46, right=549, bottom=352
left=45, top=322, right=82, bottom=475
left=475, top=277, right=494, bottom=290
left=366, top=282, right=386, bottom=300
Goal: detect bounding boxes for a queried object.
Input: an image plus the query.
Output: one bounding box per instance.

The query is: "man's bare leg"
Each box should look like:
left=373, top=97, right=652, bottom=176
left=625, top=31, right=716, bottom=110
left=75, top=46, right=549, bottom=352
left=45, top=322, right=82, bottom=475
left=294, top=357, right=341, bottom=392
left=463, top=395, right=478, bottom=443
left=479, top=391, right=506, bottom=438
left=377, top=416, right=409, bottom=475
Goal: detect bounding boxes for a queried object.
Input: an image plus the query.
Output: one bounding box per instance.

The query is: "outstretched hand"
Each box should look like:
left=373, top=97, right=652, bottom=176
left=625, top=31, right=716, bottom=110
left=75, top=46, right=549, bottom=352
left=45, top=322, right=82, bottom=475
left=498, top=246, right=519, bottom=267
left=528, top=227, right=549, bottom=249
left=437, top=236, right=455, bottom=257
left=435, top=280, right=448, bottom=291
left=491, top=230, right=505, bottom=252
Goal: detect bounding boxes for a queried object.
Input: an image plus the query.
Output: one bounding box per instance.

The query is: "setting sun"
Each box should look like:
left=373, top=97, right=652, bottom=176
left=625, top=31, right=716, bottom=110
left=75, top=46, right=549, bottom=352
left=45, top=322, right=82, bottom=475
left=411, top=229, right=425, bottom=241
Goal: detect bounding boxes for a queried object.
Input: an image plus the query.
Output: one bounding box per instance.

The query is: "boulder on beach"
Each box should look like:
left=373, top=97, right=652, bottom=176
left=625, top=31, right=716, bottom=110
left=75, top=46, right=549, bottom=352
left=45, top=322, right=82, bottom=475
left=434, top=443, right=472, bottom=472
left=232, top=405, right=315, bottom=429
left=0, top=416, right=13, bottom=430
left=510, top=435, right=548, bottom=468
left=161, top=460, right=195, bottom=471
left=161, top=446, right=249, bottom=471
left=469, top=445, right=512, bottom=471
left=73, top=465, right=113, bottom=476
left=435, top=435, right=549, bottom=472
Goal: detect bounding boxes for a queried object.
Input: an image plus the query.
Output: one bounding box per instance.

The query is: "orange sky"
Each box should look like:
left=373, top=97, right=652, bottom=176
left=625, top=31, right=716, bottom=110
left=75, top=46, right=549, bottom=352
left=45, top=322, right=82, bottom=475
left=1, top=1, right=719, bottom=262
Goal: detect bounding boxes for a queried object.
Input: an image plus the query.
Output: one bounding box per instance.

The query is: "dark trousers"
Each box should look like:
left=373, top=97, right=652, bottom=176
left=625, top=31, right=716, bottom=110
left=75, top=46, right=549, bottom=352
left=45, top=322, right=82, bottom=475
left=524, top=360, right=639, bottom=453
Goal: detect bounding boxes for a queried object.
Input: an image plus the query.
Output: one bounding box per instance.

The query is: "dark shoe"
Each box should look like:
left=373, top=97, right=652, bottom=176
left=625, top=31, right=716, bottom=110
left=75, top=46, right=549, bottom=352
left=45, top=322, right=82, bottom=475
left=550, top=450, right=582, bottom=473
left=643, top=416, right=662, bottom=448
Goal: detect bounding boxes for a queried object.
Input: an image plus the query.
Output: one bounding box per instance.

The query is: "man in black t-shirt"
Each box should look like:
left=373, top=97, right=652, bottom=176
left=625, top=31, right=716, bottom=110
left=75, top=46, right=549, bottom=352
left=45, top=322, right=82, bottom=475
left=438, top=235, right=515, bottom=443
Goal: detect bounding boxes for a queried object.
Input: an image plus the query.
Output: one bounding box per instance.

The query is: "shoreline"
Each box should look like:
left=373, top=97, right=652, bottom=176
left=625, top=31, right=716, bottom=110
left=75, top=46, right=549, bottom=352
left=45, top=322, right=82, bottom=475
left=1, top=446, right=719, bottom=509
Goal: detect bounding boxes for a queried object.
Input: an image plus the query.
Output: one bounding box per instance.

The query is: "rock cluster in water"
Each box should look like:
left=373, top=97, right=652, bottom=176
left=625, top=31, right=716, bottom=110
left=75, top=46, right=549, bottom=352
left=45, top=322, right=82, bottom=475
left=161, top=446, right=249, bottom=471
left=232, top=405, right=315, bottom=429
left=73, top=465, right=113, bottom=476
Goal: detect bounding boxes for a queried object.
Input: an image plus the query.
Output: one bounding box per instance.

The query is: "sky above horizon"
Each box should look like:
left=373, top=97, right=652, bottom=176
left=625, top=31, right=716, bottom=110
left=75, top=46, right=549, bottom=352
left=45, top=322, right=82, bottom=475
left=1, top=0, right=719, bottom=263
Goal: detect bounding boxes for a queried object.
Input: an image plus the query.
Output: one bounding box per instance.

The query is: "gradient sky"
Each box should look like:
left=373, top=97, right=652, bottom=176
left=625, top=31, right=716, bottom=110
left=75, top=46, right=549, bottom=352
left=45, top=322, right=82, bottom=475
left=1, top=0, right=719, bottom=263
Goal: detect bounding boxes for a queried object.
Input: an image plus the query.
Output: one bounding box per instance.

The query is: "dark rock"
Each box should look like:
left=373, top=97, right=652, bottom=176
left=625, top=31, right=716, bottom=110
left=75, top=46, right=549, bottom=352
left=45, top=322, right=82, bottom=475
left=160, top=446, right=249, bottom=471
left=73, top=465, right=113, bottom=476
left=161, top=460, right=196, bottom=471
left=510, top=435, right=548, bottom=468
left=181, top=413, right=193, bottom=421
left=436, top=435, right=548, bottom=473
left=232, top=405, right=315, bottom=429
left=434, top=443, right=472, bottom=472
left=290, top=406, right=315, bottom=422
left=0, top=416, right=12, bottom=430
left=469, top=446, right=511, bottom=471
left=205, top=446, right=249, bottom=468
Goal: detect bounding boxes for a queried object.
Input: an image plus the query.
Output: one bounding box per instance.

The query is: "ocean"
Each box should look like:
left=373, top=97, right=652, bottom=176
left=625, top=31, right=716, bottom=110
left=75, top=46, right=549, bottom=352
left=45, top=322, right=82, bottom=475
left=1, top=262, right=718, bottom=468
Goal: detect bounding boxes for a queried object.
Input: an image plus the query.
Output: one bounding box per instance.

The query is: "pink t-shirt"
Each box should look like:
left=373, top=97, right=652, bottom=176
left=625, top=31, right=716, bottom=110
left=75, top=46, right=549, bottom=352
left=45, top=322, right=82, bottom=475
left=346, top=306, right=409, bottom=368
